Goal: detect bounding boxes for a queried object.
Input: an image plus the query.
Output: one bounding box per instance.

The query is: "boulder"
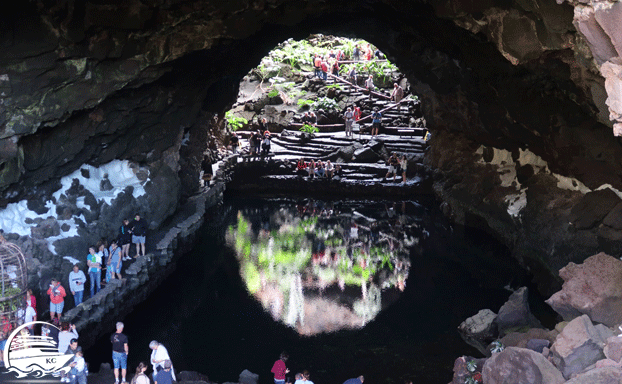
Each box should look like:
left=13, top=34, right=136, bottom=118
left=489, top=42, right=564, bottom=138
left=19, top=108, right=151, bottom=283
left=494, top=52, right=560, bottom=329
left=352, top=147, right=380, bottom=163
left=546, top=253, right=622, bottom=327
left=549, top=314, right=609, bottom=379
left=30, top=218, right=61, bottom=239
left=458, top=309, right=498, bottom=355
left=604, top=336, right=622, bottom=363
left=564, top=366, right=622, bottom=384
left=178, top=371, right=210, bottom=382
left=501, top=328, right=557, bottom=350
left=482, top=347, right=565, bottom=384
left=526, top=339, right=550, bottom=353
left=568, top=188, right=621, bottom=229
left=449, top=356, right=487, bottom=384
left=495, top=287, right=542, bottom=336
left=239, top=369, right=259, bottom=384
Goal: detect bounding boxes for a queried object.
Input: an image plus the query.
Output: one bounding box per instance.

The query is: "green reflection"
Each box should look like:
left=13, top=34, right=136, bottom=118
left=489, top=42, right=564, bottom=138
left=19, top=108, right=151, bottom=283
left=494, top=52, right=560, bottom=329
left=226, top=202, right=413, bottom=335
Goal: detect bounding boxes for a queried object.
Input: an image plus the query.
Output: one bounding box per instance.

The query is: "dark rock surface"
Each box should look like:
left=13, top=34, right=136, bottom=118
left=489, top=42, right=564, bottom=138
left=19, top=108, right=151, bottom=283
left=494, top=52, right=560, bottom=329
left=482, top=347, right=565, bottom=384
left=495, top=287, right=543, bottom=336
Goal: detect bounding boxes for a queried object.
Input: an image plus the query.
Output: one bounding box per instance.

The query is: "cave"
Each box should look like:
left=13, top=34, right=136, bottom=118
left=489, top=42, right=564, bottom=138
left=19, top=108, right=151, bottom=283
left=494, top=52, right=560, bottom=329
left=2, top=0, right=622, bottom=382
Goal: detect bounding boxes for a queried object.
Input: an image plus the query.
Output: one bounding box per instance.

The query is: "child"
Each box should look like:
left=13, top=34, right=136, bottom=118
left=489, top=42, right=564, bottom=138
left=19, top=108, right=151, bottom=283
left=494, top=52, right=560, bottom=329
left=70, top=350, right=87, bottom=384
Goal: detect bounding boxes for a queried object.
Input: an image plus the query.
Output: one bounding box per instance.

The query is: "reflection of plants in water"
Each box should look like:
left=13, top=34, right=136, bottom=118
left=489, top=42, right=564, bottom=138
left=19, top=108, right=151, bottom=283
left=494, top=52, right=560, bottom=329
left=226, top=205, right=412, bottom=334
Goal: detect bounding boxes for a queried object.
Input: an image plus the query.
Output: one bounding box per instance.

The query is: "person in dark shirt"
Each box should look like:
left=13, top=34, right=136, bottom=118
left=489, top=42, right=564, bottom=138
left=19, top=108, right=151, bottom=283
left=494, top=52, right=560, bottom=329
left=118, top=219, right=133, bottom=261
left=154, top=360, right=173, bottom=384
left=343, top=376, right=364, bottom=384
left=130, top=214, right=147, bottom=258
left=111, top=322, right=129, bottom=384
left=230, top=132, right=239, bottom=153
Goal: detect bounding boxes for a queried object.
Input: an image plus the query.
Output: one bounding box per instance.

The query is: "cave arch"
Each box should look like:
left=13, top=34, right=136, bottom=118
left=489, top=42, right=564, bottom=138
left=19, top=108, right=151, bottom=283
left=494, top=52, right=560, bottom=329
left=3, top=0, right=622, bottom=283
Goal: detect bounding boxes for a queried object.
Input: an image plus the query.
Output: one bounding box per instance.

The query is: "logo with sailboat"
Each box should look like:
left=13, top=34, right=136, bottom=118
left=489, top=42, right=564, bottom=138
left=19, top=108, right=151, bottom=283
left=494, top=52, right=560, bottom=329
left=3, top=321, right=74, bottom=378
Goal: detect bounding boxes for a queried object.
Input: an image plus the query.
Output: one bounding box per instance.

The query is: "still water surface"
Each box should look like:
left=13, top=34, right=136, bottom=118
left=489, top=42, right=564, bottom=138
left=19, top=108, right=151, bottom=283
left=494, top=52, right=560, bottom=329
left=86, top=197, right=549, bottom=384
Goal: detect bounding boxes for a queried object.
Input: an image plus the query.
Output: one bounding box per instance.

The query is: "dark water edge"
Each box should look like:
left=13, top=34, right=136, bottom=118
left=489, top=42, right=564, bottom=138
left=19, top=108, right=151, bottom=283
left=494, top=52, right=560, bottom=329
left=84, top=197, right=556, bottom=384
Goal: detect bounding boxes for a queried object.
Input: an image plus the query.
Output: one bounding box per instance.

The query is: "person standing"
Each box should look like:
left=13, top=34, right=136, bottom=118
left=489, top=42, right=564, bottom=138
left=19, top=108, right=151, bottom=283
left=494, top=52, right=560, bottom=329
left=353, top=45, right=360, bottom=61
left=118, top=219, right=133, bottom=261
left=371, top=108, right=382, bottom=137
left=69, top=265, right=86, bottom=306
left=65, top=338, right=82, bottom=355
left=271, top=352, right=290, bottom=384
left=69, top=350, right=87, bottom=384
left=149, top=340, right=176, bottom=381
left=108, top=241, right=123, bottom=280
left=230, top=132, right=240, bottom=153
left=320, top=61, right=328, bottom=81
left=400, top=154, right=408, bottom=184
left=365, top=75, right=374, bottom=100
left=390, top=83, right=404, bottom=111
left=111, top=322, right=129, bottom=384
left=47, top=278, right=66, bottom=325
left=344, top=107, right=354, bottom=138
left=130, top=214, right=147, bottom=258
left=26, top=289, right=36, bottom=317
left=87, top=246, right=102, bottom=298
left=58, top=323, right=79, bottom=355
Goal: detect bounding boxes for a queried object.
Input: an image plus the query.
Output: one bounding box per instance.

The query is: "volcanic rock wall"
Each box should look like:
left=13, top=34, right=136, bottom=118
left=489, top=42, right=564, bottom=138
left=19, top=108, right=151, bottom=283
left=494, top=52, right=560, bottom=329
left=1, top=0, right=622, bottom=287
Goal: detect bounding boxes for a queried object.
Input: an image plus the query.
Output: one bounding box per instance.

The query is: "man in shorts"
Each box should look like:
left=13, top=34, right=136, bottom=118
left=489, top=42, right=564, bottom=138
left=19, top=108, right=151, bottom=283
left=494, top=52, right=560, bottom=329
left=111, top=322, right=129, bottom=384
left=385, top=152, right=400, bottom=182
left=130, top=214, right=147, bottom=258
left=47, top=278, right=66, bottom=325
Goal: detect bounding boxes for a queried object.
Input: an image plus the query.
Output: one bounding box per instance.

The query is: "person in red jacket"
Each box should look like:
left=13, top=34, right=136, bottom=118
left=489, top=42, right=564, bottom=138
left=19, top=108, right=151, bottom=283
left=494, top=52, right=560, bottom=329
left=47, top=278, right=66, bottom=325
left=271, top=352, right=290, bottom=384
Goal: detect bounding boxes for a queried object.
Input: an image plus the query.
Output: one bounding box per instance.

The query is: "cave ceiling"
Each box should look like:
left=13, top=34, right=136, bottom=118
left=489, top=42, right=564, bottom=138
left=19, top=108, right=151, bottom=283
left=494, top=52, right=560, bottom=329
left=1, top=0, right=621, bottom=205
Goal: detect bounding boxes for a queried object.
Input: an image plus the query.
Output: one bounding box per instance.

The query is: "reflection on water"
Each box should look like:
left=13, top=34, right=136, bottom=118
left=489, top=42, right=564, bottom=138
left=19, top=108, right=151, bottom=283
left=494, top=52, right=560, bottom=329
left=227, top=200, right=423, bottom=335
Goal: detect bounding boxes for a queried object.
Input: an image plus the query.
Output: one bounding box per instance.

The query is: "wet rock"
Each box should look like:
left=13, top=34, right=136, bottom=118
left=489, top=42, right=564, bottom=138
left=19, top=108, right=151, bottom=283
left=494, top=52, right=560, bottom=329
left=564, top=366, right=622, bottom=384
left=458, top=309, right=498, bottom=355
left=495, top=287, right=542, bottom=336
left=482, top=347, right=565, bottom=384
left=546, top=253, right=622, bottom=327
left=549, top=314, right=610, bottom=379
left=352, top=147, right=380, bottom=163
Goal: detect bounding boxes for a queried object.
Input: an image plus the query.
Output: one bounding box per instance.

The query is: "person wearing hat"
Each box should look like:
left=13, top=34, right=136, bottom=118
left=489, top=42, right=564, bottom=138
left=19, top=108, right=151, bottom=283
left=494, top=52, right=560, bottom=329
left=130, top=214, right=147, bottom=258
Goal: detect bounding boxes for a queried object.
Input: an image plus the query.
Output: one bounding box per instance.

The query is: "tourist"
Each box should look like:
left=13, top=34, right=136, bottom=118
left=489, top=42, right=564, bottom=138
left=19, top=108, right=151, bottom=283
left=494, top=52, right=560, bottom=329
left=108, top=241, right=123, bottom=280
left=329, top=50, right=336, bottom=59
left=17, top=298, right=36, bottom=333
left=343, top=376, right=364, bottom=384
left=326, top=160, right=335, bottom=178
left=271, top=352, right=290, bottom=384
left=0, top=331, right=6, bottom=367
left=69, top=265, right=86, bottom=307
left=334, top=164, right=342, bottom=179
left=69, top=350, right=87, bottom=384
left=150, top=340, right=176, bottom=381
left=131, top=362, right=150, bottom=384
left=294, top=373, right=304, bottom=384
left=374, top=49, right=384, bottom=60
left=253, top=130, right=263, bottom=156
left=296, top=158, right=307, bottom=177
left=353, top=106, right=361, bottom=121
left=366, top=44, right=373, bottom=60
left=308, top=112, right=317, bottom=126
left=58, top=322, right=79, bottom=355
left=385, top=152, right=400, bottom=182
left=87, top=246, right=102, bottom=298
left=348, top=67, right=357, bottom=85
left=371, top=108, right=382, bottom=137
left=230, top=132, right=240, bottom=153
left=332, top=60, right=339, bottom=76
left=26, top=288, right=36, bottom=316
left=301, top=112, right=311, bottom=125
left=336, top=49, right=344, bottom=61
left=111, top=322, right=129, bottom=384
left=365, top=75, right=374, bottom=99
left=303, top=370, right=314, bottom=384
left=130, top=214, right=147, bottom=258
left=314, top=55, right=322, bottom=79
left=390, top=83, right=404, bottom=111
left=307, top=159, right=316, bottom=178
left=42, top=322, right=59, bottom=344
left=119, top=219, right=133, bottom=261
left=353, top=45, right=360, bottom=61
left=154, top=360, right=173, bottom=384
left=320, top=61, right=328, bottom=81
left=344, top=107, right=354, bottom=138
left=400, top=154, right=408, bottom=183
left=66, top=338, right=82, bottom=355
left=47, top=278, right=66, bottom=324
left=262, top=132, right=271, bottom=155
left=315, top=161, right=325, bottom=178
left=259, top=117, right=268, bottom=132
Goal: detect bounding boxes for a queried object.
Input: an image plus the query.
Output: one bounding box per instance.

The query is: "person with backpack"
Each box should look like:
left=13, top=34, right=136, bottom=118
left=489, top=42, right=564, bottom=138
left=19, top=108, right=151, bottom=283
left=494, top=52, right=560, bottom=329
left=371, top=107, right=382, bottom=137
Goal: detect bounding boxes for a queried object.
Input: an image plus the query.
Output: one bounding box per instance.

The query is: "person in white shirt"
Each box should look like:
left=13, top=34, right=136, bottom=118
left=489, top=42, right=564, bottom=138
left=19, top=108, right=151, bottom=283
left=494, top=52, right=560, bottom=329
left=149, top=340, right=176, bottom=381
left=69, top=350, right=87, bottom=384
left=69, top=265, right=87, bottom=306
left=58, top=323, right=79, bottom=355
left=17, top=299, right=36, bottom=333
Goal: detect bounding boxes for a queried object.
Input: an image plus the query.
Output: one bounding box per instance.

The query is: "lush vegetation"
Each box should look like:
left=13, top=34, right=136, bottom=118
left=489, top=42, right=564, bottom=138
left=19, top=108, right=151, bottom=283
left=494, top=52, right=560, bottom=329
left=225, top=111, right=248, bottom=131
left=312, top=97, right=339, bottom=112
left=300, top=124, right=319, bottom=134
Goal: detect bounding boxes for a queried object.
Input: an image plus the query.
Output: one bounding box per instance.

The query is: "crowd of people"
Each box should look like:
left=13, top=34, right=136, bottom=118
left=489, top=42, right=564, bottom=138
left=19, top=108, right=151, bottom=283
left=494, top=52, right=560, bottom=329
left=272, top=351, right=366, bottom=384
left=296, top=158, right=341, bottom=179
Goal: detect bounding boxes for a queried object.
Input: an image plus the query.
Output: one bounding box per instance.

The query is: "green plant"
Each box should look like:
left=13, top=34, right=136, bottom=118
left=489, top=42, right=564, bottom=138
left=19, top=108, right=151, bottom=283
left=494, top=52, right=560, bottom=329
left=312, top=97, right=339, bottom=112
left=325, top=83, right=343, bottom=90
left=490, top=340, right=505, bottom=354
left=267, top=88, right=279, bottom=98
left=299, top=124, right=319, bottom=134
left=224, top=111, right=248, bottom=131
left=466, top=360, right=477, bottom=373
left=297, top=99, right=314, bottom=108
